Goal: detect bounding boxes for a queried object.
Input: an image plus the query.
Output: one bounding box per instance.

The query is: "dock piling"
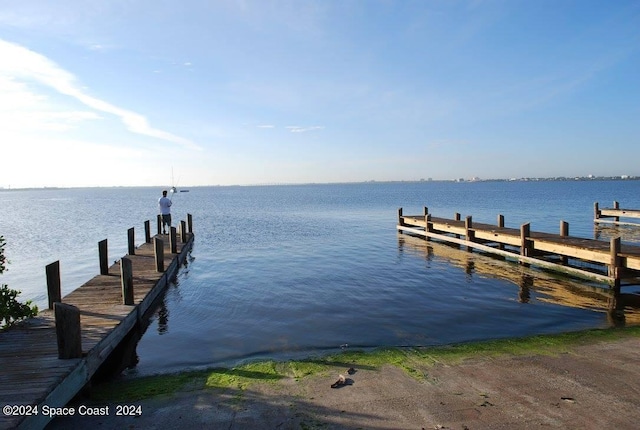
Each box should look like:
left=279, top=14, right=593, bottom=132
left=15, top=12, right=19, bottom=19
left=46, top=261, right=61, bottom=310
left=157, top=214, right=162, bottom=235
left=398, top=208, right=404, bottom=228
left=465, top=216, right=474, bottom=251
left=127, top=227, right=135, bottom=255
left=170, top=226, right=177, bottom=254
left=520, top=223, right=532, bottom=265
left=560, top=221, right=569, bottom=264
left=609, top=237, right=621, bottom=287
left=99, top=239, right=109, bottom=275
left=181, top=220, right=187, bottom=244
left=54, top=302, right=82, bottom=359
left=120, top=257, right=134, bottom=305
left=144, top=220, right=151, bottom=243
left=187, top=213, right=193, bottom=234
left=154, top=237, right=164, bottom=272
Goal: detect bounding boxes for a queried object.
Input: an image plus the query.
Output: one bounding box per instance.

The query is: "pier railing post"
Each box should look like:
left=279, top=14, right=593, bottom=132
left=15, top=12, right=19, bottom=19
left=397, top=208, right=404, bottom=228
left=497, top=214, right=505, bottom=250
left=187, top=213, right=193, bottom=234
left=154, top=237, right=164, bottom=272
left=594, top=202, right=600, bottom=222
left=170, top=226, right=177, bottom=254
left=46, top=261, right=61, bottom=310
left=425, top=213, right=432, bottom=241
left=127, top=227, right=135, bottom=255
left=144, top=220, right=151, bottom=243
left=120, top=257, right=134, bottom=305
left=157, top=214, right=162, bottom=235
left=609, top=237, right=621, bottom=287
left=54, top=302, right=82, bottom=359
left=181, top=220, right=187, bottom=244
left=560, top=221, right=569, bottom=265
left=98, top=239, right=109, bottom=275
left=613, top=201, right=620, bottom=222
left=465, top=216, right=474, bottom=251
left=520, top=223, right=532, bottom=265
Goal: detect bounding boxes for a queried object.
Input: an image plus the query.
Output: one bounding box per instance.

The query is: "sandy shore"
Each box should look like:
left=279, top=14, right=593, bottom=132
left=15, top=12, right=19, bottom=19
left=47, top=333, right=640, bottom=429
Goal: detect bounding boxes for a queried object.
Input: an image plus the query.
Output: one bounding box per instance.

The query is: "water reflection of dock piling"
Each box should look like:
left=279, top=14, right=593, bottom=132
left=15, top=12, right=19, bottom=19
left=397, top=234, right=640, bottom=326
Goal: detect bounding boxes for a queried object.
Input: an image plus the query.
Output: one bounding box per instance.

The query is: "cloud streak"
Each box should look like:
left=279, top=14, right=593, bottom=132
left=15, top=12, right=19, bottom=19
left=0, top=38, right=201, bottom=150
left=286, top=125, right=325, bottom=133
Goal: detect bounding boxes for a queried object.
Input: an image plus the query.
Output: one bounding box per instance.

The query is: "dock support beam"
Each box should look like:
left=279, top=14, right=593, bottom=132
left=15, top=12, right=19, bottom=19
left=613, top=201, right=620, bottom=222
left=99, top=239, right=109, bottom=275
left=120, top=257, right=134, bottom=305
left=187, top=213, right=193, bottom=234
left=46, top=261, right=61, bottom=310
left=157, top=214, right=162, bottom=235
left=398, top=208, right=404, bottom=228
left=54, top=302, right=82, bottom=359
left=594, top=202, right=600, bottom=221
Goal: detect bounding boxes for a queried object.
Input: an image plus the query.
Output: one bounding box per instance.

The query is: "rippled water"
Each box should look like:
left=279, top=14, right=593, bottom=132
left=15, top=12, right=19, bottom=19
left=2, top=180, right=640, bottom=376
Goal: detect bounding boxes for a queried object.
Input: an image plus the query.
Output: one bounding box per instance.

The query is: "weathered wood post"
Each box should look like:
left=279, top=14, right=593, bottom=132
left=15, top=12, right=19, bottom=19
left=425, top=214, right=432, bottom=241
left=613, top=201, right=620, bottom=223
left=54, top=302, right=82, bottom=359
left=170, top=226, right=177, bottom=254
left=180, top=220, right=187, bottom=244
left=465, top=216, right=474, bottom=252
left=455, top=213, right=462, bottom=241
left=398, top=208, right=404, bottom=229
left=46, top=261, right=61, bottom=310
left=144, top=220, right=151, bottom=243
left=609, top=236, right=621, bottom=288
left=187, top=213, right=193, bottom=234
left=120, top=257, right=134, bottom=305
left=98, top=239, right=109, bottom=275
left=127, top=227, right=135, bottom=255
left=560, top=221, right=569, bottom=265
left=497, top=214, right=505, bottom=250
left=594, top=202, right=600, bottom=222
left=157, top=214, right=162, bottom=235
left=154, top=237, right=164, bottom=272
left=520, top=223, right=532, bottom=265
left=423, top=207, right=430, bottom=241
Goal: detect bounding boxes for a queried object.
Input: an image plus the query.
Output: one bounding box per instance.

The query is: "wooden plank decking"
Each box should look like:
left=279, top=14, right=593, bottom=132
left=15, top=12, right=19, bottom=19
left=398, top=207, right=640, bottom=288
left=0, top=226, right=193, bottom=430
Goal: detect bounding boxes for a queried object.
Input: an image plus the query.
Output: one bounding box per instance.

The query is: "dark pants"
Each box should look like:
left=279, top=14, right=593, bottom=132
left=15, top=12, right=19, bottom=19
left=162, top=214, right=171, bottom=232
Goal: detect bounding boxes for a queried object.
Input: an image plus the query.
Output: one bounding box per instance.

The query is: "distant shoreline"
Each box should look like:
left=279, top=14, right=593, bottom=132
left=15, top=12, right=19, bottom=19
left=2, top=176, right=639, bottom=191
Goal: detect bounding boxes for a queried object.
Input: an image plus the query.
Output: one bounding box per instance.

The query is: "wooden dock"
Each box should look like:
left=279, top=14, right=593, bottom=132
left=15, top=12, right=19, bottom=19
left=595, top=201, right=640, bottom=226
left=397, top=207, right=640, bottom=288
left=0, top=216, right=194, bottom=430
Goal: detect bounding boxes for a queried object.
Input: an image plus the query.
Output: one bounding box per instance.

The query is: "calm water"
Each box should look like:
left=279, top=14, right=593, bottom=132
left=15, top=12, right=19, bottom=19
left=2, top=180, right=640, bottom=376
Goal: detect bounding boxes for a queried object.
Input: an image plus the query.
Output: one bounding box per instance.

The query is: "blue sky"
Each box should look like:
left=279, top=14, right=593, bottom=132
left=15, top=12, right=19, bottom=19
left=1, top=0, right=639, bottom=188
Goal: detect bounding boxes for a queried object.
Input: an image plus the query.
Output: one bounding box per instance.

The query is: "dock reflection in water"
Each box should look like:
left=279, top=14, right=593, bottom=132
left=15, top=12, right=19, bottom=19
left=398, top=233, right=640, bottom=327
left=594, top=224, right=640, bottom=244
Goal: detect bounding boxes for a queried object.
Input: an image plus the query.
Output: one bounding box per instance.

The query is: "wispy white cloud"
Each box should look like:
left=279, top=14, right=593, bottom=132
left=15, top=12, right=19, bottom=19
left=0, top=38, right=201, bottom=150
left=257, top=124, right=275, bottom=129
left=286, top=125, right=325, bottom=133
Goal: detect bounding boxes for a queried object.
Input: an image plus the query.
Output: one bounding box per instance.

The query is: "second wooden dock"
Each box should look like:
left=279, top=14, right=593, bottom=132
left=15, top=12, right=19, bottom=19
left=398, top=207, right=640, bottom=288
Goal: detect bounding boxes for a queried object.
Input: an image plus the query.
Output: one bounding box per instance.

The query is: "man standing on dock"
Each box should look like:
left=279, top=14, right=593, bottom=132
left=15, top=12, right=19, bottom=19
left=158, top=190, right=172, bottom=234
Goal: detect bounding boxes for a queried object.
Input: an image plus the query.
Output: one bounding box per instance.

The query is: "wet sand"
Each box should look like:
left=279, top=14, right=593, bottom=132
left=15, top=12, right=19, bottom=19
left=48, top=334, right=640, bottom=429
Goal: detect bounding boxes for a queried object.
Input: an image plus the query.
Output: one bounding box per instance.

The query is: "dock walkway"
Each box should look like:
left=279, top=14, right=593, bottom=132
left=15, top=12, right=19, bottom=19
left=0, top=220, right=193, bottom=430
left=595, top=201, right=640, bottom=227
left=398, top=207, right=640, bottom=288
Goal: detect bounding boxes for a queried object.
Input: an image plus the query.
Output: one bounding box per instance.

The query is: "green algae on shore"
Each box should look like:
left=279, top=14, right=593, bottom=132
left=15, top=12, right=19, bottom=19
left=88, top=326, right=640, bottom=403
